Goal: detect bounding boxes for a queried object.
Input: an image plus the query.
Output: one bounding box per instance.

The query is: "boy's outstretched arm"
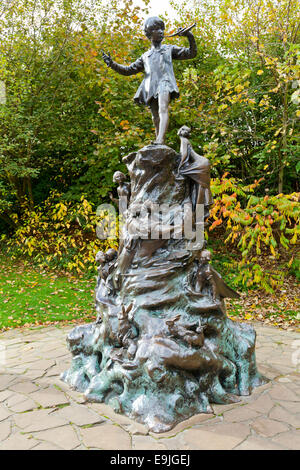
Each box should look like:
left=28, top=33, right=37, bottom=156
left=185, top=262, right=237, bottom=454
left=102, top=50, right=144, bottom=76
left=171, top=31, right=197, bottom=60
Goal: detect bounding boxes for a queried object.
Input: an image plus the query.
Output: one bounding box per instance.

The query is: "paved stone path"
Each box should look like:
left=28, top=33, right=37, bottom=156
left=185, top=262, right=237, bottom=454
left=0, top=323, right=299, bottom=450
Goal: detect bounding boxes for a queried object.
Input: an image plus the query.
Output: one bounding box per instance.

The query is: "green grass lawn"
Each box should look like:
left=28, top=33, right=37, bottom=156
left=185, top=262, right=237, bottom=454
left=0, top=251, right=298, bottom=331
left=0, top=254, right=96, bottom=330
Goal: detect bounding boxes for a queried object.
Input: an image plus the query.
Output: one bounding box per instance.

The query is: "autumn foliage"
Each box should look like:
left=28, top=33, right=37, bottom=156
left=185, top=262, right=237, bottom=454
left=209, top=174, right=299, bottom=291
left=2, top=192, right=117, bottom=275
left=0, top=0, right=299, bottom=292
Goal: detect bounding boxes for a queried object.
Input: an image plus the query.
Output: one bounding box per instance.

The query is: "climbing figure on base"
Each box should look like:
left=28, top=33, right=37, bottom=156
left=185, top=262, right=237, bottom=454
left=194, top=249, right=240, bottom=301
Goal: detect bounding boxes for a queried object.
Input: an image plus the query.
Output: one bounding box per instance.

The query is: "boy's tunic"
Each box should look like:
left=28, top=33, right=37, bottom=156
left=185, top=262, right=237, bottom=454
left=109, top=35, right=197, bottom=105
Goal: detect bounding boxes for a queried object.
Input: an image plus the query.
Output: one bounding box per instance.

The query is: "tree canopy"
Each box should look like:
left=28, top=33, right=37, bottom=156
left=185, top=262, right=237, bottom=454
left=0, top=0, right=299, bottom=290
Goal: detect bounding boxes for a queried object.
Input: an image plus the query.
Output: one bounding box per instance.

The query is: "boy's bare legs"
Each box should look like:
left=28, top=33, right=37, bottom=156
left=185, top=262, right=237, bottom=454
left=157, top=92, right=170, bottom=144
left=149, top=93, right=170, bottom=144
left=149, top=99, right=160, bottom=140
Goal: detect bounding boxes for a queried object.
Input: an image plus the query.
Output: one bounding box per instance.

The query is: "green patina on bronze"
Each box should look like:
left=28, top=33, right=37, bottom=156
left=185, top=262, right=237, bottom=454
left=61, top=143, right=268, bottom=433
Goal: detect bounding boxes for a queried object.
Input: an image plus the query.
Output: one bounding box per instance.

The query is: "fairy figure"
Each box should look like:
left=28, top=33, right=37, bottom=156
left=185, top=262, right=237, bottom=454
left=109, top=171, right=131, bottom=215
left=177, top=125, right=213, bottom=221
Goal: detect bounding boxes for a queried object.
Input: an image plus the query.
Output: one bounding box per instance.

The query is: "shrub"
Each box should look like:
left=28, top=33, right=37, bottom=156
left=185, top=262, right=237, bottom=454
left=2, top=178, right=299, bottom=292
left=3, top=191, right=117, bottom=274
left=209, top=174, right=300, bottom=292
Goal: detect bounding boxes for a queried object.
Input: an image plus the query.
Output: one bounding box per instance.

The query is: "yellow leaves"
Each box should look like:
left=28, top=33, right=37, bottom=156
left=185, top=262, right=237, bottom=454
left=120, top=120, right=130, bottom=130
left=264, top=57, right=276, bottom=67
left=209, top=219, right=222, bottom=231
left=234, top=84, right=244, bottom=93
left=290, top=232, right=297, bottom=244
left=258, top=98, right=269, bottom=108
left=257, top=70, right=264, bottom=75
left=244, top=313, right=253, bottom=320
left=270, top=83, right=280, bottom=93
left=247, top=98, right=255, bottom=106
left=217, top=103, right=228, bottom=112
left=56, top=203, right=68, bottom=220
left=274, top=127, right=282, bottom=136
left=5, top=191, right=120, bottom=275
left=70, top=239, right=77, bottom=249
left=296, top=110, right=300, bottom=117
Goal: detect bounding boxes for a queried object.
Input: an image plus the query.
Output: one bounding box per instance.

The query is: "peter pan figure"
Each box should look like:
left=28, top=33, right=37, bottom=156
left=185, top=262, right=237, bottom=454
left=102, top=17, right=197, bottom=144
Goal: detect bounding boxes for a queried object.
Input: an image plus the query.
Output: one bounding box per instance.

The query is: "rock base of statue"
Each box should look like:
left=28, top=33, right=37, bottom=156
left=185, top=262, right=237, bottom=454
left=61, top=144, right=268, bottom=433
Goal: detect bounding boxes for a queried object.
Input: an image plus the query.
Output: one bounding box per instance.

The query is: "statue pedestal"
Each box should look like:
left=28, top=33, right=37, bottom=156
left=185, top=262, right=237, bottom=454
left=61, top=144, right=267, bottom=433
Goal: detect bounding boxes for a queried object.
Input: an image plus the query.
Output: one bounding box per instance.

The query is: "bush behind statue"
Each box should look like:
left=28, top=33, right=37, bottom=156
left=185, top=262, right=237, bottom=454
left=2, top=181, right=299, bottom=292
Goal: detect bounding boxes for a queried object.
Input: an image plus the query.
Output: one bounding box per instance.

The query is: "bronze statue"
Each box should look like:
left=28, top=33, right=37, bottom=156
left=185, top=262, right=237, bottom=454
left=166, top=314, right=204, bottom=348
left=117, top=303, right=138, bottom=359
left=109, top=303, right=139, bottom=368
left=95, top=250, right=106, bottom=283
left=62, top=15, right=268, bottom=434
left=177, top=125, right=213, bottom=220
left=194, top=249, right=240, bottom=301
left=102, top=17, right=197, bottom=144
left=95, top=248, right=118, bottom=293
left=95, top=248, right=117, bottom=280
left=109, top=171, right=131, bottom=214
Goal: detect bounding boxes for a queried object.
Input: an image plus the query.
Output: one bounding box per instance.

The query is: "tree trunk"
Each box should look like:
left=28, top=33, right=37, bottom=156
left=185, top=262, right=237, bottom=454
left=279, top=83, right=289, bottom=194
left=26, top=176, right=34, bottom=208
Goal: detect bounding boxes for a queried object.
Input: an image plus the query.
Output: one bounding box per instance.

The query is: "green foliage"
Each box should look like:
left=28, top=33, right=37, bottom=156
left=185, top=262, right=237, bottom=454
left=209, top=174, right=300, bottom=291
left=173, top=0, right=300, bottom=193
left=0, top=0, right=118, bottom=223
left=3, top=192, right=117, bottom=274
left=288, top=256, right=300, bottom=281
left=0, top=0, right=299, bottom=294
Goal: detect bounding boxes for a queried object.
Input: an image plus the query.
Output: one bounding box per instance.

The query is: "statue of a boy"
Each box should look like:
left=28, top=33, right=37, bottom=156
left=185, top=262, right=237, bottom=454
left=102, top=16, right=197, bottom=144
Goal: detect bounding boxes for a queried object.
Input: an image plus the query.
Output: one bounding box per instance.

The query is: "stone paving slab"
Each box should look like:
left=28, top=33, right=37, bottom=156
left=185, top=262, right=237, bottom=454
left=0, top=322, right=299, bottom=450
